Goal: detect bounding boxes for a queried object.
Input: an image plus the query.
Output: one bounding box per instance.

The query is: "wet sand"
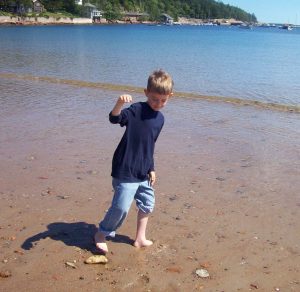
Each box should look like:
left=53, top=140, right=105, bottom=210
left=0, top=78, right=299, bottom=291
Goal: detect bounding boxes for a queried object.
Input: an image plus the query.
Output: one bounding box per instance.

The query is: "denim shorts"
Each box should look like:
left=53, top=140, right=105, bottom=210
left=99, top=178, right=155, bottom=237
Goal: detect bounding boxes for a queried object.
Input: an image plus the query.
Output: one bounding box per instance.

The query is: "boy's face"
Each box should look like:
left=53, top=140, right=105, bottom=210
left=145, top=90, right=173, bottom=111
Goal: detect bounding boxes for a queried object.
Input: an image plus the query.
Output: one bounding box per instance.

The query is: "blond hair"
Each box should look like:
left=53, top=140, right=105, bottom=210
left=147, top=69, right=174, bottom=95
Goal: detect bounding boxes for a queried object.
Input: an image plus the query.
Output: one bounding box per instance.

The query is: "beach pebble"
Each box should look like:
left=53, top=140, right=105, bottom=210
left=27, top=155, right=36, bottom=161
left=65, top=261, right=77, bottom=269
left=57, top=195, right=70, bottom=200
left=87, top=170, right=98, bottom=175
left=166, top=266, right=182, bottom=273
left=84, top=255, right=108, bottom=264
left=41, top=188, right=52, bottom=196
left=169, top=195, right=177, bottom=201
left=195, top=269, right=210, bottom=278
left=0, top=270, right=12, bottom=278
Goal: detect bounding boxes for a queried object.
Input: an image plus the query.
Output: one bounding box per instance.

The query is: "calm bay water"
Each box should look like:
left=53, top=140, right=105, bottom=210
left=0, top=24, right=300, bottom=106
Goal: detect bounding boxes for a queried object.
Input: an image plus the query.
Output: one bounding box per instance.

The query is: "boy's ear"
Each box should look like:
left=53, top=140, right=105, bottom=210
left=144, top=89, right=149, bottom=96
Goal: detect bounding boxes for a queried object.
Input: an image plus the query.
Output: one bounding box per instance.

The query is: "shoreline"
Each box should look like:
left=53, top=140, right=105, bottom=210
left=1, top=72, right=299, bottom=113
left=0, top=15, right=93, bottom=25
left=0, top=15, right=156, bottom=26
left=0, top=15, right=247, bottom=26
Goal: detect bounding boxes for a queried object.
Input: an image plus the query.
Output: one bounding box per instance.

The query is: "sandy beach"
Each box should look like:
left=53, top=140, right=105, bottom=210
left=0, top=78, right=299, bottom=291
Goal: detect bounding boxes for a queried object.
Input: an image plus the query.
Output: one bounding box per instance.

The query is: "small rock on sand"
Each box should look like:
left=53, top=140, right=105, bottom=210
left=0, top=270, right=12, bottom=278
left=84, top=255, right=108, bottom=264
left=65, top=262, right=77, bottom=269
left=195, top=268, right=210, bottom=278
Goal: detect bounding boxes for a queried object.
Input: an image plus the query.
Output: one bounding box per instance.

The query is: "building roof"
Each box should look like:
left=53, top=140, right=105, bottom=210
left=161, top=13, right=173, bottom=20
left=84, top=3, right=96, bottom=8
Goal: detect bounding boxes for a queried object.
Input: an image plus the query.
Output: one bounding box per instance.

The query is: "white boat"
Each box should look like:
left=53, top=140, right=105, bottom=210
left=239, top=23, right=253, bottom=29
left=259, top=23, right=276, bottom=28
left=280, top=24, right=293, bottom=30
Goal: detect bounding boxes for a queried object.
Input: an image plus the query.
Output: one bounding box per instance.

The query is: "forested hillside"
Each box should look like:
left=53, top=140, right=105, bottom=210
left=104, top=0, right=257, bottom=22
left=0, top=0, right=257, bottom=22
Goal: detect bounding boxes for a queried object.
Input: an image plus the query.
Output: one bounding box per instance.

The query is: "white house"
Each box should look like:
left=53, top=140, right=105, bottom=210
left=83, top=3, right=102, bottom=19
left=161, top=14, right=174, bottom=25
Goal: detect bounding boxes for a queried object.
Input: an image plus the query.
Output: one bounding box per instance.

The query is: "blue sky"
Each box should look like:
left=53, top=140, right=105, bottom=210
left=221, top=0, right=300, bottom=24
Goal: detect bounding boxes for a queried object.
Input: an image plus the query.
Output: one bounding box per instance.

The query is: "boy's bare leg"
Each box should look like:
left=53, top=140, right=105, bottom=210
left=133, top=210, right=153, bottom=248
left=94, top=231, right=108, bottom=254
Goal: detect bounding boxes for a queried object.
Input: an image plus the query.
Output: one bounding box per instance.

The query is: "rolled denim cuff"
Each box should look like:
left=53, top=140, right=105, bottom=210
left=98, top=225, right=116, bottom=238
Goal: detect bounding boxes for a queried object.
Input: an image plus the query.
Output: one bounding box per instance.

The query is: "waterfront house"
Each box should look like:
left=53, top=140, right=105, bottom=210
left=83, top=2, right=102, bottom=21
left=92, top=10, right=102, bottom=22
left=122, top=12, right=149, bottom=23
left=9, top=0, right=45, bottom=14
left=32, top=0, right=45, bottom=14
left=161, top=14, right=174, bottom=25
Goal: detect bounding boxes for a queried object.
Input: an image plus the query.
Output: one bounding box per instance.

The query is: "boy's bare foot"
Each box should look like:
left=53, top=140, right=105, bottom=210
left=94, top=231, right=108, bottom=254
left=133, top=239, right=153, bottom=248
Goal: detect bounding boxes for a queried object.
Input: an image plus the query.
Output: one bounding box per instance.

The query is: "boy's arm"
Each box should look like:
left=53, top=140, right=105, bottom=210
left=111, top=94, right=133, bottom=116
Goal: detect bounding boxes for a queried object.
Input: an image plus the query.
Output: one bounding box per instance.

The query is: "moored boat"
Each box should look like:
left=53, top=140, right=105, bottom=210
left=280, top=24, right=293, bottom=30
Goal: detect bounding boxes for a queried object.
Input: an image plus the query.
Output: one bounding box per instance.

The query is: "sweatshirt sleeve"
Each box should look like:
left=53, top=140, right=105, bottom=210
left=149, top=158, right=154, bottom=172
left=109, top=106, right=133, bottom=127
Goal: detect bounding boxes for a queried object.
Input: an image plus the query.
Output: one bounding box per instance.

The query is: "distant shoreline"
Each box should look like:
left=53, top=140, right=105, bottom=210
left=0, top=15, right=94, bottom=25
left=0, top=15, right=251, bottom=26
left=0, top=15, right=158, bottom=26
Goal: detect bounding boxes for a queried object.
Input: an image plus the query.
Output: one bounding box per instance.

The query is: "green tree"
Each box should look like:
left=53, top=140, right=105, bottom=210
left=41, top=0, right=64, bottom=12
left=103, top=0, right=121, bottom=19
left=62, top=0, right=77, bottom=14
left=0, top=0, right=257, bottom=21
left=0, top=0, right=31, bottom=13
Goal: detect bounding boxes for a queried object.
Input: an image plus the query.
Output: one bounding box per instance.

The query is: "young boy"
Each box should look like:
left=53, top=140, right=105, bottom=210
left=95, top=70, right=173, bottom=254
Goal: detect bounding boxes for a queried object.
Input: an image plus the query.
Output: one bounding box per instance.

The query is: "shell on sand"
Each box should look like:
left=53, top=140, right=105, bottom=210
left=195, top=268, right=210, bottom=278
left=84, top=255, right=108, bottom=264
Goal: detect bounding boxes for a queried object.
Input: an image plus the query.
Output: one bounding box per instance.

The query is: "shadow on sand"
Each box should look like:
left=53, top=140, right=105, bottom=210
left=21, top=222, right=134, bottom=254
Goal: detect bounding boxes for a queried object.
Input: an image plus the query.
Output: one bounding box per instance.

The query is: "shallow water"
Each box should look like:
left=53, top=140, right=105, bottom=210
left=0, top=25, right=300, bottom=106
left=1, top=78, right=299, bottom=156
